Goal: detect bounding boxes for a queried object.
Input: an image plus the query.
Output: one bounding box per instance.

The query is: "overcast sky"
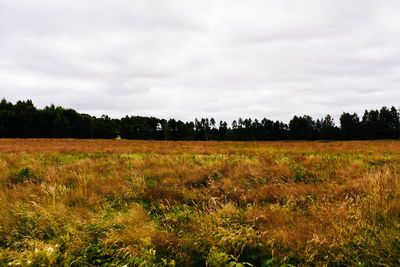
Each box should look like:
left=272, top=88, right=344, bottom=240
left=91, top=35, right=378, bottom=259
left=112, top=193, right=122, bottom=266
left=1, top=0, right=400, bottom=123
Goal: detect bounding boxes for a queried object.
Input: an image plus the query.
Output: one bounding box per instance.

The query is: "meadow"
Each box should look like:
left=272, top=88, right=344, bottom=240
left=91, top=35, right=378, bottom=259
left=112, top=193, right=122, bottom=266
left=0, top=139, right=400, bottom=266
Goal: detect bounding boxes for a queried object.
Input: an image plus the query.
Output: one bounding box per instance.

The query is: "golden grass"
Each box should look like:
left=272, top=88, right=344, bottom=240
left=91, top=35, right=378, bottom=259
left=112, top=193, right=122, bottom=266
left=0, top=139, right=399, bottom=266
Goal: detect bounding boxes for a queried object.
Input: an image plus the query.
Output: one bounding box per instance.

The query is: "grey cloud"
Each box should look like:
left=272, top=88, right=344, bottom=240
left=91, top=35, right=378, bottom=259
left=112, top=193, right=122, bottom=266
left=1, top=0, right=400, bottom=123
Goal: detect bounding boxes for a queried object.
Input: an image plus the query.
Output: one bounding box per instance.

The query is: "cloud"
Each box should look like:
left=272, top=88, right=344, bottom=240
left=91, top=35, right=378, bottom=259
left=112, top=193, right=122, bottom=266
left=1, top=0, right=400, bottom=123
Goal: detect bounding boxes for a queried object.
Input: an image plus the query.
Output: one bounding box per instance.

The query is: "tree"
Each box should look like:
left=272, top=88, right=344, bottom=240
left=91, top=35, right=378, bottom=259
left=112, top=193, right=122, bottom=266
left=289, top=115, right=316, bottom=140
left=379, top=106, right=399, bottom=139
left=340, top=112, right=361, bottom=140
left=317, top=114, right=339, bottom=140
left=0, top=98, right=398, bottom=141
left=218, top=121, right=228, bottom=140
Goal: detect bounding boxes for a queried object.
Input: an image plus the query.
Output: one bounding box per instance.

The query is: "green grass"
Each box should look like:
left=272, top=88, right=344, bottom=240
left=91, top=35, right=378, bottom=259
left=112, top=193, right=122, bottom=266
left=0, top=140, right=400, bottom=266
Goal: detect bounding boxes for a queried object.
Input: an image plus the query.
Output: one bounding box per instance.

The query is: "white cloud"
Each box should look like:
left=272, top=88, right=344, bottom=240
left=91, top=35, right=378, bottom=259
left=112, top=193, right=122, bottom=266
left=1, top=0, right=400, bottom=123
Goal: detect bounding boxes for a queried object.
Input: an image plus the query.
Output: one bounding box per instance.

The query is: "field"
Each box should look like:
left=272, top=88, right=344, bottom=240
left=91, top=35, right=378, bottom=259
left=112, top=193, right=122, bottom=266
left=1, top=139, right=400, bottom=266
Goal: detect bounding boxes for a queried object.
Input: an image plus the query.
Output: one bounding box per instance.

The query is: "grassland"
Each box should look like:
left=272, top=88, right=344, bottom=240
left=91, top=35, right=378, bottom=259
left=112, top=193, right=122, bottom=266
left=1, top=139, right=400, bottom=266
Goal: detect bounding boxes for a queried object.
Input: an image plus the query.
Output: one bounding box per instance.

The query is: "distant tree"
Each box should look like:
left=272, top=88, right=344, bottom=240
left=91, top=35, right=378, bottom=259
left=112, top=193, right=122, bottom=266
left=340, top=112, right=361, bottom=140
left=0, top=98, right=398, bottom=141
left=317, top=114, right=340, bottom=140
left=218, top=121, right=228, bottom=140
left=95, top=115, right=118, bottom=139
left=289, top=115, right=316, bottom=140
left=184, top=121, right=195, bottom=140
left=210, top=118, right=216, bottom=128
left=261, top=118, right=273, bottom=140
left=160, top=119, right=169, bottom=140
left=13, top=100, right=37, bottom=138
left=232, top=120, right=237, bottom=130
left=378, top=106, right=399, bottom=139
left=209, top=118, right=219, bottom=140
left=361, top=109, right=379, bottom=139
left=204, top=118, right=211, bottom=140
left=0, top=98, right=14, bottom=137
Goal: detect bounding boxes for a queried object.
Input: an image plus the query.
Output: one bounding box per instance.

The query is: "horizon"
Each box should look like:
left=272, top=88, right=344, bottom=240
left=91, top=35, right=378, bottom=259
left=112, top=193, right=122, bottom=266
left=1, top=1, right=400, bottom=122
left=3, top=97, right=399, bottom=126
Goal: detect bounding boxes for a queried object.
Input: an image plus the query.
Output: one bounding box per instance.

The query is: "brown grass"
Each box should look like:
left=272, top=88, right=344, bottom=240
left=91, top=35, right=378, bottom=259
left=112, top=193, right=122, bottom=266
left=0, top=139, right=399, bottom=266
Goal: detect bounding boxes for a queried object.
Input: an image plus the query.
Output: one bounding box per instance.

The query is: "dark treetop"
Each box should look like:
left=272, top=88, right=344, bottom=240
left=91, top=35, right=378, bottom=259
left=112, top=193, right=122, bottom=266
left=0, top=98, right=399, bottom=140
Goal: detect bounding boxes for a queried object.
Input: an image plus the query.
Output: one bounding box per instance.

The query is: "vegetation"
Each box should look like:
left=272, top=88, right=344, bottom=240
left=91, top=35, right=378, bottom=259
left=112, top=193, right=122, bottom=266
left=1, top=98, right=400, bottom=140
left=1, top=139, right=400, bottom=266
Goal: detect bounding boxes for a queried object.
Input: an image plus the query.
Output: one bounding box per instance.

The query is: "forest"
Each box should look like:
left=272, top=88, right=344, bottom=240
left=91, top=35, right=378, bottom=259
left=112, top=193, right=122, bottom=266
left=0, top=98, right=399, bottom=140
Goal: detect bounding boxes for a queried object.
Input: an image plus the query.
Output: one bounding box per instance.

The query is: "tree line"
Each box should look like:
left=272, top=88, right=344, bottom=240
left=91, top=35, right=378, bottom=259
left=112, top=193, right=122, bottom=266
left=0, top=98, right=399, bottom=140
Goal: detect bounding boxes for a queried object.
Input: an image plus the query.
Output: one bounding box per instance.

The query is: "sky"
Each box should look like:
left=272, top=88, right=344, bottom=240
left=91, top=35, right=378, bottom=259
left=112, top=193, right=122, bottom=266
left=1, top=0, right=400, bottom=123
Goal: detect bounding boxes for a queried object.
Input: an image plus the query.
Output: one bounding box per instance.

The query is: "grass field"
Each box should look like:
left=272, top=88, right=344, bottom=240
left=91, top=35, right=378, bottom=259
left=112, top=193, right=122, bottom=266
left=1, top=139, right=400, bottom=266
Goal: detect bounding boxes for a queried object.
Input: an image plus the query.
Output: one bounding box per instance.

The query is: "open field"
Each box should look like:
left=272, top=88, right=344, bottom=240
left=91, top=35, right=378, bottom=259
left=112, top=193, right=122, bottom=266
left=1, top=139, right=400, bottom=266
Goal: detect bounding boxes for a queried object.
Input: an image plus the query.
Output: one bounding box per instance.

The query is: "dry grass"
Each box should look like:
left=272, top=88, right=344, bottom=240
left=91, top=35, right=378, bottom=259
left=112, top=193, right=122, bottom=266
left=0, top=139, right=400, bottom=266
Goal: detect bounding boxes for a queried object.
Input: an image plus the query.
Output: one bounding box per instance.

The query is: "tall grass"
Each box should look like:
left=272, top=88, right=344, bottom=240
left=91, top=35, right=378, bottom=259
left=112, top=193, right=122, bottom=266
left=0, top=139, right=399, bottom=266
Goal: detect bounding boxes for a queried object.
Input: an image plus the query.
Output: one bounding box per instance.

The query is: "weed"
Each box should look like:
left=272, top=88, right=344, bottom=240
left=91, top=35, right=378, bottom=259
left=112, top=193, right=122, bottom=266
left=1, top=139, right=400, bottom=265
left=9, top=167, right=42, bottom=184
